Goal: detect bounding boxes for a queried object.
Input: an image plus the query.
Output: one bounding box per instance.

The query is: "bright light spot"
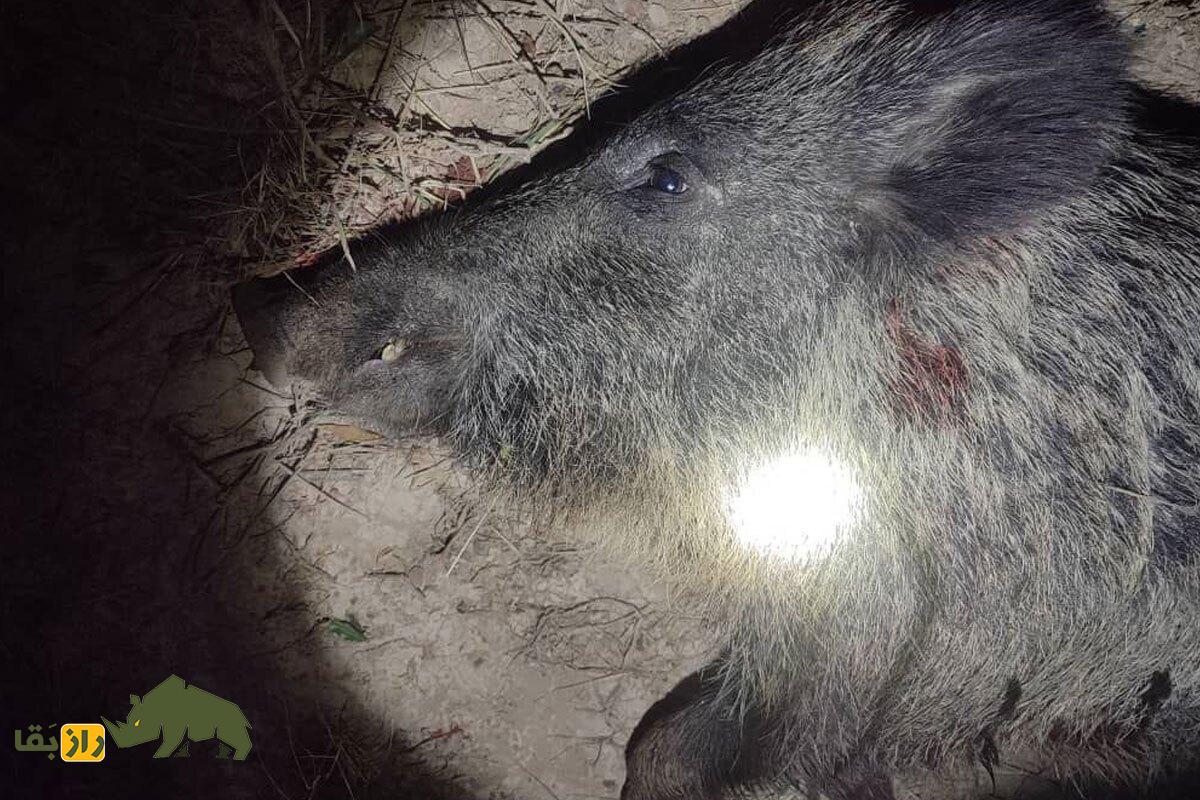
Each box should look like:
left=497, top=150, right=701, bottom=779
left=726, top=446, right=862, bottom=562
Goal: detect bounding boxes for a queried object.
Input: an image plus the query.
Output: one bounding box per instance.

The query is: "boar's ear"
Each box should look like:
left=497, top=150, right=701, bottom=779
left=861, top=1, right=1129, bottom=247
left=129, top=694, right=140, bottom=705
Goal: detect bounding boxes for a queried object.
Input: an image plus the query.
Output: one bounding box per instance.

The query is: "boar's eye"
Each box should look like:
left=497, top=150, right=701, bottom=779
left=649, top=165, right=687, bottom=194
left=622, top=152, right=699, bottom=208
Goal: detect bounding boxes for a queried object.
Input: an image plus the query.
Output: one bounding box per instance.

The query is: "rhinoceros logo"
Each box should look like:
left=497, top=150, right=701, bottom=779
left=101, top=675, right=252, bottom=760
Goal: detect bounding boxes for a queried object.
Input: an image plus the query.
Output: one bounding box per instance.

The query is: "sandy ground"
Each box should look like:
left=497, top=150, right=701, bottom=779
left=154, top=350, right=723, bottom=799
left=2, top=1, right=1196, bottom=799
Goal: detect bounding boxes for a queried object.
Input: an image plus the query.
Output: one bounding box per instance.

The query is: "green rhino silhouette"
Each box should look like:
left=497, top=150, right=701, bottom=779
left=101, top=675, right=252, bottom=760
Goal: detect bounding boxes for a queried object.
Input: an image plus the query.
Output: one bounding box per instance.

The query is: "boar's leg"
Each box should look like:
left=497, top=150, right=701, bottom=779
left=623, top=657, right=897, bottom=800
left=622, top=658, right=777, bottom=800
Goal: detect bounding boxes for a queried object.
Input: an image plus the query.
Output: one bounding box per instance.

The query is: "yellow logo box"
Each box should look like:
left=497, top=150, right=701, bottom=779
left=60, top=723, right=105, bottom=762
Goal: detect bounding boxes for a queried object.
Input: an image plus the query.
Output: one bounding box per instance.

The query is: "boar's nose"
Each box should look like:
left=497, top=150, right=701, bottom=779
left=231, top=275, right=297, bottom=389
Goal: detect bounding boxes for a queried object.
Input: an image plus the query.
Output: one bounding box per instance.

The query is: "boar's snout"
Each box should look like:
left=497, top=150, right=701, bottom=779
left=231, top=246, right=469, bottom=438
left=231, top=274, right=297, bottom=389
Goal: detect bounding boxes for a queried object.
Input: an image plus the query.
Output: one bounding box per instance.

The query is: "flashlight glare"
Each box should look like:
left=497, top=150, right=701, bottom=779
left=727, top=447, right=861, bottom=562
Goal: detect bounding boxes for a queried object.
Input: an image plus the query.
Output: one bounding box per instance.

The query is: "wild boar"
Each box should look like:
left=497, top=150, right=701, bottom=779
left=232, top=0, right=1200, bottom=796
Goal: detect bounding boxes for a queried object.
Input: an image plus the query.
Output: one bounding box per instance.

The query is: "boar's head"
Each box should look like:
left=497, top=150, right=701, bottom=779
left=232, top=0, right=1128, bottom=577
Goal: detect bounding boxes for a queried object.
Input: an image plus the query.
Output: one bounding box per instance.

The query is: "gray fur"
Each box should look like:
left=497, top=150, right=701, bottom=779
left=231, top=0, right=1200, bottom=796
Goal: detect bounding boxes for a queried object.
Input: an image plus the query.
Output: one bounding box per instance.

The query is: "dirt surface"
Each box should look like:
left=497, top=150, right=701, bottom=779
left=2, top=2, right=1197, bottom=799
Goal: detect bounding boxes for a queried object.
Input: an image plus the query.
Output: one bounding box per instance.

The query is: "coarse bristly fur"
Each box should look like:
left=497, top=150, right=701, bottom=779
left=230, top=0, right=1200, bottom=797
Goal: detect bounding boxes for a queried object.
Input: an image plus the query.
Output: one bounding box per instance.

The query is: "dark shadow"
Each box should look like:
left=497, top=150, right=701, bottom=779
left=0, top=0, right=485, bottom=797
left=5, top=0, right=810, bottom=795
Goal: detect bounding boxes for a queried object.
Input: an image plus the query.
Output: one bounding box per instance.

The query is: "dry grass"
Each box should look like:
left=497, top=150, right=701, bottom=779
left=203, top=0, right=661, bottom=277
